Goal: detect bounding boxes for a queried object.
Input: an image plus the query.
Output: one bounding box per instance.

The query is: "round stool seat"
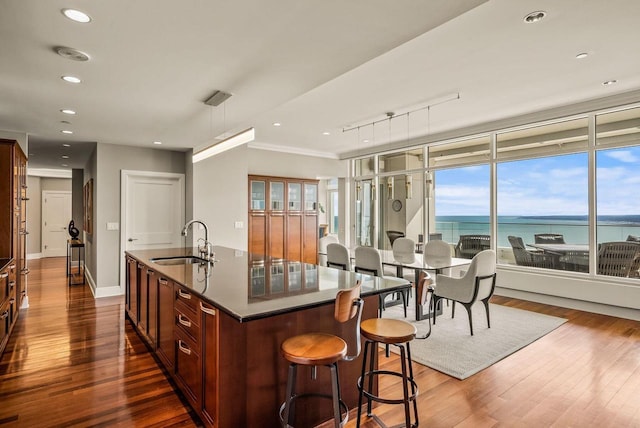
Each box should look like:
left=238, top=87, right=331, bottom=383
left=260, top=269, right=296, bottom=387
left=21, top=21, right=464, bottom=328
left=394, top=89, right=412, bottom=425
left=281, top=333, right=347, bottom=366
left=360, top=318, right=417, bottom=344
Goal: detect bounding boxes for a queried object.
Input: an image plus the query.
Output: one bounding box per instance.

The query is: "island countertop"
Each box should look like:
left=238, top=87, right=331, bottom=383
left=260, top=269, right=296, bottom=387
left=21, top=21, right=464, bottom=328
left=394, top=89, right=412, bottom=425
left=125, top=246, right=410, bottom=322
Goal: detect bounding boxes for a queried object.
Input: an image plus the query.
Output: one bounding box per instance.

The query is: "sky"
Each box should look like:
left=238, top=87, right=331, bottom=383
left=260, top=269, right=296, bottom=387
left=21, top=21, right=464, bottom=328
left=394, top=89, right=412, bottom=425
left=435, top=146, right=640, bottom=217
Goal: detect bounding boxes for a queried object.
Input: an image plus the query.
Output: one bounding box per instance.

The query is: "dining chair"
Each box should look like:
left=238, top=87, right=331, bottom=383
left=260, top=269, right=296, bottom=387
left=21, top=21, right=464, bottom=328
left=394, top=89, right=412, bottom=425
left=386, top=230, right=405, bottom=247
left=354, top=246, right=408, bottom=317
left=431, top=249, right=497, bottom=335
left=319, top=235, right=339, bottom=267
left=508, top=236, right=556, bottom=269
left=390, top=237, right=417, bottom=281
left=327, top=243, right=351, bottom=271
left=423, top=239, right=452, bottom=277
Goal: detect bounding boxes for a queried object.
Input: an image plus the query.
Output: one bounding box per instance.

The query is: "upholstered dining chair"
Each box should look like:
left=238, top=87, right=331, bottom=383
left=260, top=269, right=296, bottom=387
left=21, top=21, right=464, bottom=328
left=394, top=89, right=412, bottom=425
left=319, top=235, right=339, bottom=267
left=354, top=246, right=409, bottom=317
left=431, top=249, right=497, bottom=335
left=386, top=230, right=405, bottom=247
left=388, top=237, right=416, bottom=280
left=326, top=243, right=351, bottom=271
left=423, top=239, right=452, bottom=277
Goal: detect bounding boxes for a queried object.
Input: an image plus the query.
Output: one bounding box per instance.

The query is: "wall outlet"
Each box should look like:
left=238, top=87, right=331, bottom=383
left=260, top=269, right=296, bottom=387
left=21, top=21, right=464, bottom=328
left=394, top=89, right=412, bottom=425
left=234, top=221, right=244, bottom=229
left=106, top=222, right=119, bottom=231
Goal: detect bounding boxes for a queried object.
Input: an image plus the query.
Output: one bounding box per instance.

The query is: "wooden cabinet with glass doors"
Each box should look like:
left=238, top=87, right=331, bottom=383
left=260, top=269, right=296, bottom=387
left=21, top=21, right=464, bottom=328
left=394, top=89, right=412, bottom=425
left=248, top=175, right=318, bottom=264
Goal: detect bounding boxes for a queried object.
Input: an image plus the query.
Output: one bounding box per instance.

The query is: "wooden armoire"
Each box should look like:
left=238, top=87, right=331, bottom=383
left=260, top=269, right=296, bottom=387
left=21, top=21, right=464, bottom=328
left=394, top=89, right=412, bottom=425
left=0, top=139, right=28, bottom=356
left=248, top=175, right=318, bottom=264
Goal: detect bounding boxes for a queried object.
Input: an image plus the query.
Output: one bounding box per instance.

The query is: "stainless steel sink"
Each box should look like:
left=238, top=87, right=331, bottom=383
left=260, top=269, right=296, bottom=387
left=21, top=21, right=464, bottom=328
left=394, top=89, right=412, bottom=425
left=150, top=256, right=210, bottom=266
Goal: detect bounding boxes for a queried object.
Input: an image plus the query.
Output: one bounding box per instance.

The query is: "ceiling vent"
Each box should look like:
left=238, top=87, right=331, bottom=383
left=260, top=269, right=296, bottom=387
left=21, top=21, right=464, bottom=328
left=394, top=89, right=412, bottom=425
left=55, top=46, right=90, bottom=62
left=204, top=90, right=232, bottom=106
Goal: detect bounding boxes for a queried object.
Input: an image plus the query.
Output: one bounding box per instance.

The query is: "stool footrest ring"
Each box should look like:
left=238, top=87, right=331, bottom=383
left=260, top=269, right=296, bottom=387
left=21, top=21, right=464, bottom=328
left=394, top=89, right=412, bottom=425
left=357, top=370, right=419, bottom=405
left=279, top=392, right=348, bottom=428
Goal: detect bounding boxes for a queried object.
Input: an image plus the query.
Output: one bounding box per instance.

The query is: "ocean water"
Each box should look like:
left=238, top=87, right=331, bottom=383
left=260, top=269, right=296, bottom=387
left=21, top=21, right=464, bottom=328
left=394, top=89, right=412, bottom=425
left=436, top=215, right=640, bottom=247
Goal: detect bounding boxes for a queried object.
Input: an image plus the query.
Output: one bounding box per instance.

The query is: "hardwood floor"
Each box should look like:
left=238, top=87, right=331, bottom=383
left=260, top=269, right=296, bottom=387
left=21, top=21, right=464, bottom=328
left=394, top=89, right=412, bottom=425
left=2, top=257, right=639, bottom=427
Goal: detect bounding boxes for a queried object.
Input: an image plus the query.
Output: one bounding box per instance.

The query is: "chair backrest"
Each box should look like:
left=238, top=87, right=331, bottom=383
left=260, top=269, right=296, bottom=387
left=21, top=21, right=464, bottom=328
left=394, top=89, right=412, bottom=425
left=392, top=237, right=416, bottom=264
left=327, top=243, right=351, bottom=271
left=386, top=230, right=405, bottom=246
left=334, top=282, right=364, bottom=361
left=508, top=235, right=529, bottom=265
left=455, top=234, right=490, bottom=259
left=423, top=239, right=451, bottom=261
left=319, top=234, right=339, bottom=253
left=464, top=249, right=497, bottom=300
left=598, top=241, right=640, bottom=277
left=534, top=233, right=565, bottom=244
left=354, top=246, right=383, bottom=277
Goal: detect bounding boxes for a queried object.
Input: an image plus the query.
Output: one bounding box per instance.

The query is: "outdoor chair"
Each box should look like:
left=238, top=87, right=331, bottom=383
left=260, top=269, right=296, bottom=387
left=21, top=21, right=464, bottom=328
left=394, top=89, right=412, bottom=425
left=508, top=235, right=556, bottom=269
left=454, top=234, right=490, bottom=259
left=559, top=250, right=590, bottom=273
left=597, top=241, right=640, bottom=277
left=534, top=233, right=566, bottom=244
left=431, top=249, right=497, bottom=335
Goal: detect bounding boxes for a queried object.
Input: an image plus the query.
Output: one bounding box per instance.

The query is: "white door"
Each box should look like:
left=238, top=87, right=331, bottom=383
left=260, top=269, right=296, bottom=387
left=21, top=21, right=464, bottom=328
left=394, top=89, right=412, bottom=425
left=42, top=191, right=72, bottom=257
left=120, top=171, right=185, bottom=284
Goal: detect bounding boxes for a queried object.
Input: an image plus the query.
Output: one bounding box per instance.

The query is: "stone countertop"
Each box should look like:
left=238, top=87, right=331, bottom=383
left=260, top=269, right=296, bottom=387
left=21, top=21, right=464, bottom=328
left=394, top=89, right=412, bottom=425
left=125, top=246, right=410, bottom=322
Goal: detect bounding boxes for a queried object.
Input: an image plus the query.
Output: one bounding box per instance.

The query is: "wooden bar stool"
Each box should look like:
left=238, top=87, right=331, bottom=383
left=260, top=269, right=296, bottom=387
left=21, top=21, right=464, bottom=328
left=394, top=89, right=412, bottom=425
left=356, top=273, right=432, bottom=428
left=279, top=282, right=363, bottom=428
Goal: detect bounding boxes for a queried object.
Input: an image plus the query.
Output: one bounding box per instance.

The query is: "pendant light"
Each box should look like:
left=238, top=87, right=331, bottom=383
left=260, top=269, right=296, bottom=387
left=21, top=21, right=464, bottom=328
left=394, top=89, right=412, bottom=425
left=405, top=113, right=413, bottom=199
left=371, top=122, right=377, bottom=200
left=387, top=113, right=395, bottom=200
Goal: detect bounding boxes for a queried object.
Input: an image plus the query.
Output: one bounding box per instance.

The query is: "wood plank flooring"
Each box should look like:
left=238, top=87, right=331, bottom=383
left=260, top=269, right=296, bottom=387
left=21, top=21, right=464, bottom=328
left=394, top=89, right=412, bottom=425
left=2, top=257, right=640, bottom=427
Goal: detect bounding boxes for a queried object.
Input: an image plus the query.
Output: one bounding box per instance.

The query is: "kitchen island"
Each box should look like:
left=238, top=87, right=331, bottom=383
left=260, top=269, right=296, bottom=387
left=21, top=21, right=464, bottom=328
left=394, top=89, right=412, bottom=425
left=125, top=246, right=410, bottom=428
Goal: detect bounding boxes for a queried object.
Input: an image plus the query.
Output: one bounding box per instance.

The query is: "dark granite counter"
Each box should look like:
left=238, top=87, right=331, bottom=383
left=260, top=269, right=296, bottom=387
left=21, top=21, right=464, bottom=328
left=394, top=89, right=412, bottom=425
left=0, top=258, right=12, bottom=271
left=125, top=246, right=409, bottom=322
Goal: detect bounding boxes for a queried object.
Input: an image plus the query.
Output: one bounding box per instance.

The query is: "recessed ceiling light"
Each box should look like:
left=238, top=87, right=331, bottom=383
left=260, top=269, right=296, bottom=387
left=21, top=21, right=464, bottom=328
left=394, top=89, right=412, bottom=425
left=62, top=155, right=69, bottom=159
left=524, top=11, right=546, bottom=23
left=363, top=139, right=370, bottom=143
left=603, top=80, right=618, bottom=86
left=62, top=9, right=91, bottom=23
left=322, top=131, right=331, bottom=136
left=575, top=52, right=589, bottom=59
left=55, top=46, right=90, bottom=62
left=153, top=141, right=162, bottom=145
left=272, top=122, right=281, bottom=127
left=63, top=144, right=71, bottom=147
left=61, top=130, right=73, bottom=134
left=62, top=75, right=81, bottom=84
left=61, top=109, right=76, bottom=115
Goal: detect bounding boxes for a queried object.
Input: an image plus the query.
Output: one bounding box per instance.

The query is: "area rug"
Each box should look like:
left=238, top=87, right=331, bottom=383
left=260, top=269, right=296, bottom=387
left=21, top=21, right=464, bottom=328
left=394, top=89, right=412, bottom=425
left=381, top=299, right=567, bottom=380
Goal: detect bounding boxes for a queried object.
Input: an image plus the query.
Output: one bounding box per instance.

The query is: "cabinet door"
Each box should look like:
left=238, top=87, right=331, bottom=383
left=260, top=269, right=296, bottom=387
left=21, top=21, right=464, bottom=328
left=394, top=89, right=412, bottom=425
left=287, top=182, right=302, bottom=211
left=250, top=180, right=266, bottom=211
left=200, top=301, right=218, bottom=427
left=0, top=300, right=9, bottom=354
left=304, top=182, right=318, bottom=212
left=249, top=213, right=267, bottom=256
left=268, top=213, right=285, bottom=259
left=269, top=181, right=285, bottom=211
left=157, top=277, right=175, bottom=370
left=174, top=331, right=202, bottom=409
left=303, top=213, right=318, bottom=264
left=126, top=257, right=139, bottom=324
left=147, top=269, right=158, bottom=348
left=138, top=264, right=149, bottom=334
left=286, top=213, right=303, bottom=262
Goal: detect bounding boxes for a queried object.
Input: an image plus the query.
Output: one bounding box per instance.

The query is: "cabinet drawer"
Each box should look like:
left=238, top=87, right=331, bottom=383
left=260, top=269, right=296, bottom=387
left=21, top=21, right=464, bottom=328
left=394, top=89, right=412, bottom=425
left=175, top=305, right=201, bottom=347
left=174, top=329, right=202, bottom=409
left=174, top=286, right=199, bottom=316
left=0, top=268, right=8, bottom=304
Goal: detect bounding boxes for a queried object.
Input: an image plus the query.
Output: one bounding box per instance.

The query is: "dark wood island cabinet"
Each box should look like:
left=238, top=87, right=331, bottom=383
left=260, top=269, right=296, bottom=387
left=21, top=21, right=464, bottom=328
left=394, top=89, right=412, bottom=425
left=125, top=246, right=409, bottom=428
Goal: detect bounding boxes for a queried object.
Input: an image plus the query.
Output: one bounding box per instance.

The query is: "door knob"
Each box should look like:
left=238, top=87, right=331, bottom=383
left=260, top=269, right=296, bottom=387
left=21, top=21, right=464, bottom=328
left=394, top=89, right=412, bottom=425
left=128, top=238, right=138, bottom=242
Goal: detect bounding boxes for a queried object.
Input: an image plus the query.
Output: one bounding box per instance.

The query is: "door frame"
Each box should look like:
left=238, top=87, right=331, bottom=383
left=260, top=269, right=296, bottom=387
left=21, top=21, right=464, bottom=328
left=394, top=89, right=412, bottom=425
left=120, top=170, right=185, bottom=291
left=41, top=190, right=72, bottom=257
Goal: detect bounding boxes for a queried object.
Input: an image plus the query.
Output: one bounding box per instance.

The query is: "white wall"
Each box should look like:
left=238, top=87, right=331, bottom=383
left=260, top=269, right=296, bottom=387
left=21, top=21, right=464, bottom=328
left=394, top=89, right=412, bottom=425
left=192, top=146, right=347, bottom=251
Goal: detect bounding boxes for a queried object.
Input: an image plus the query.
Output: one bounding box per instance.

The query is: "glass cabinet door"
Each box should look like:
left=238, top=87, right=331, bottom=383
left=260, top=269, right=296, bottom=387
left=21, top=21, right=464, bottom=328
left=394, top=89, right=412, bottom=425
left=250, top=180, right=266, bottom=210
left=270, top=181, right=285, bottom=211
left=304, top=183, right=318, bottom=211
left=288, top=182, right=302, bottom=211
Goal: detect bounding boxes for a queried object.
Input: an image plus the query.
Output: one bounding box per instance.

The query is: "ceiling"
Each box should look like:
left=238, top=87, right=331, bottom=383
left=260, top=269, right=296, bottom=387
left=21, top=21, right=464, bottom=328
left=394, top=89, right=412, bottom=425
left=2, top=0, right=640, bottom=170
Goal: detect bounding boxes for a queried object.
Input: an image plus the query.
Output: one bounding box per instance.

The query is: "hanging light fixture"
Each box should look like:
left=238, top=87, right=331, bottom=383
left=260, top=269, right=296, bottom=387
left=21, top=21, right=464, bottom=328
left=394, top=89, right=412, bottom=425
left=355, top=126, right=362, bottom=202
left=387, top=176, right=394, bottom=200
left=371, top=123, right=377, bottom=200
left=193, top=91, right=255, bottom=163
left=405, top=174, right=413, bottom=199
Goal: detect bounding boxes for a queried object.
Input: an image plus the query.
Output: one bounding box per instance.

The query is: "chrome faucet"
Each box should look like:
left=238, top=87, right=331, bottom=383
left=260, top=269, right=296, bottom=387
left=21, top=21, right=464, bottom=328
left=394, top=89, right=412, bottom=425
left=181, top=220, right=213, bottom=261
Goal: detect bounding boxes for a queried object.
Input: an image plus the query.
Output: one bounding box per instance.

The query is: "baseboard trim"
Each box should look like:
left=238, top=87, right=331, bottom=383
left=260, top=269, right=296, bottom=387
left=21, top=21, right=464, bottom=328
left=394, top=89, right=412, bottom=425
left=27, top=253, right=43, bottom=260
left=495, top=287, right=640, bottom=321
left=84, top=267, right=123, bottom=298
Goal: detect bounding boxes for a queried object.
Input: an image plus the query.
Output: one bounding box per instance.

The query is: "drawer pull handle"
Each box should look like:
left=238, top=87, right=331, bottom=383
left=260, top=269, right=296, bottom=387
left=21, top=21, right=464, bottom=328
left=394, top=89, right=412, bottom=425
left=200, top=302, right=216, bottom=316
left=9, top=281, right=15, bottom=288
left=0, top=273, right=7, bottom=279
left=9, top=264, right=16, bottom=270
left=177, top=289, right=191, bottom=300
left=178, top=340, right=191, bottom=355
left=147, top=270, right=154, bottom=275
left=159, top=279, right=169, bottom=286
left=0, top=311, right=8, bottom=320
left=178, top=314, right=192, bottom=328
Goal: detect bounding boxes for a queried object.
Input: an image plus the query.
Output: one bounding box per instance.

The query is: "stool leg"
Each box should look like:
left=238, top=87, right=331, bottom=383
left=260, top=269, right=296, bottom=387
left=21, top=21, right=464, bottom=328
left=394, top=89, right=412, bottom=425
left=406, top=342, right=419, bottom=427
left=356, top=340, right=370, bottom=427
left=366, top=340, right=376, bottom=416
left=282, top=363, right=297, bottom=427
left=330, top=363, right=341, bottom=428
left=398, top=346, right=412, bottom=428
